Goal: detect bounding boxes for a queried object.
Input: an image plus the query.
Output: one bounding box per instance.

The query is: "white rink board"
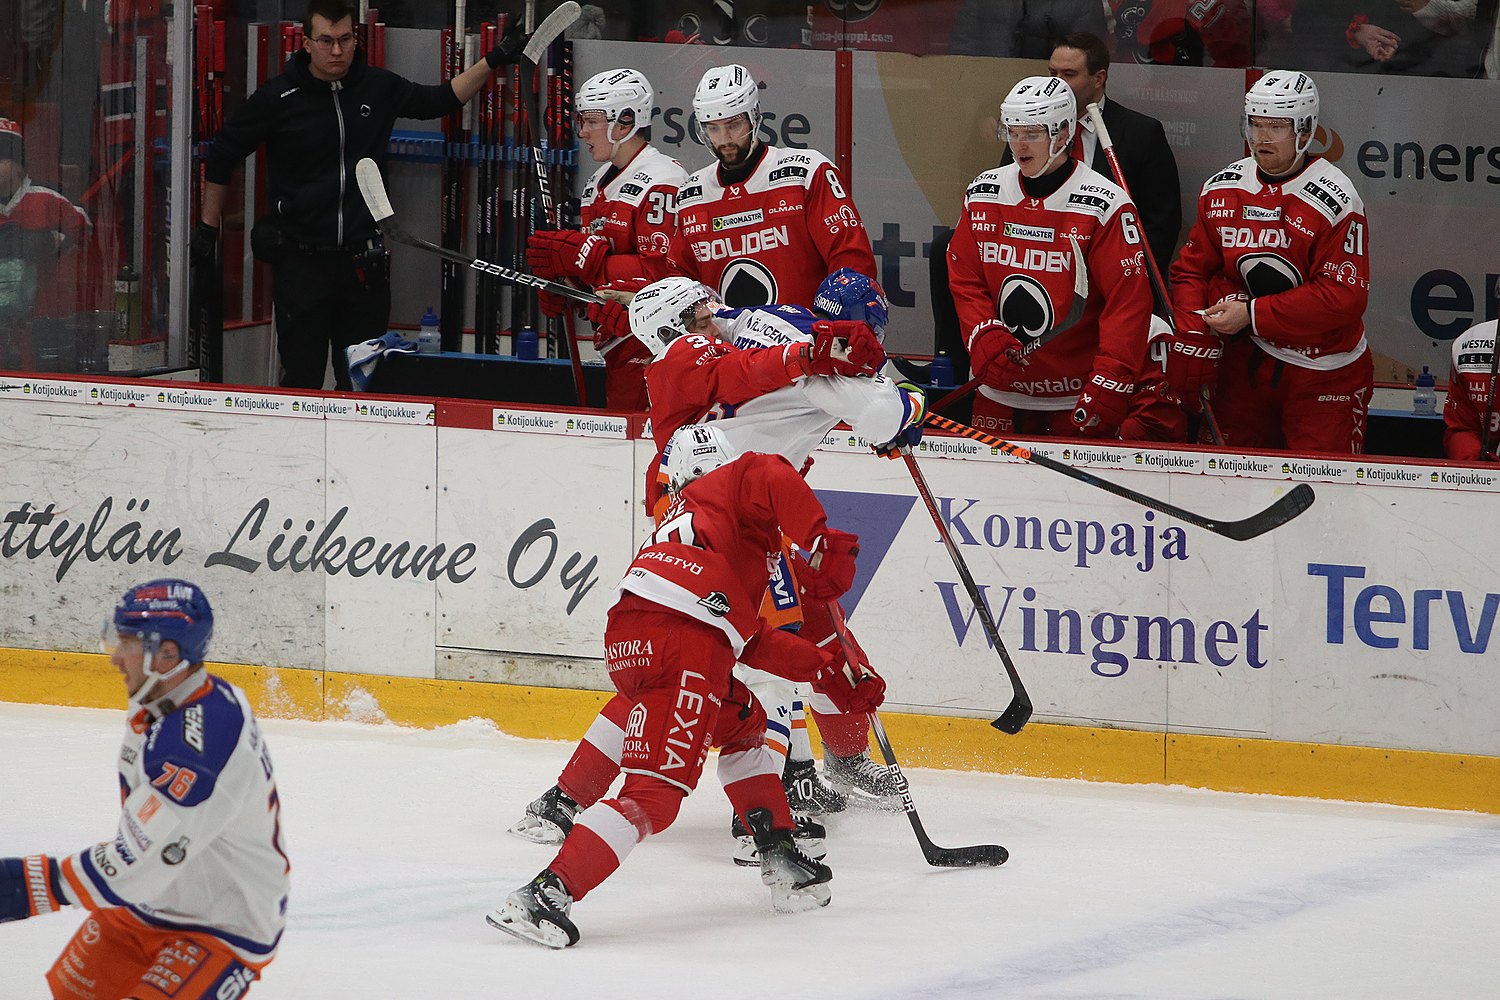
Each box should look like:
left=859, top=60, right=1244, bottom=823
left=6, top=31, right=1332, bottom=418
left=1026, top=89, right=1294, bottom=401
left=807, top=439, right=1500, bottom=756
left=2, top=388, right=1499, bottom=757
left=435, top=426, right=638, bottom=657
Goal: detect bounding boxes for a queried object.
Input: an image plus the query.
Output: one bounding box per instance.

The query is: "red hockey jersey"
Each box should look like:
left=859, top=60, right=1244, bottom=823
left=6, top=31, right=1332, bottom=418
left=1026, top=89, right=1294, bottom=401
left=642, top=331, right=803, bottom=509
left=947, top=161, right=1153, bottom=410
left=668, top=145, right=875, bottom=308
left=579, top=143, right=687, bottom=286
left=612, top=452, right=833, bottom=654
left=1171, top=155, right=1369, bottom=370
left=1443, top=319, right=1498, bottom=461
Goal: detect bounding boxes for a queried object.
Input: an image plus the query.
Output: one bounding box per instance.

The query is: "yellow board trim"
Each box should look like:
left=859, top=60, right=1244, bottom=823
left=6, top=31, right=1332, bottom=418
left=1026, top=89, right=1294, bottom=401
left=3, top=649, right=1494, bottom=814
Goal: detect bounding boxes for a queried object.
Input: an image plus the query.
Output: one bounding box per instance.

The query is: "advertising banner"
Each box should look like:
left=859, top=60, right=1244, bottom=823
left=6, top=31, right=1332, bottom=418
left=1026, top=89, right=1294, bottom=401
left=3, top=385, right=1497, bottom=757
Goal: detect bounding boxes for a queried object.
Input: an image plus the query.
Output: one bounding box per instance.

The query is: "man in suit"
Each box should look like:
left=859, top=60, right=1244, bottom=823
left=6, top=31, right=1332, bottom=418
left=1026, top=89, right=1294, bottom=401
left=930, top=32, right=1181, bottom=385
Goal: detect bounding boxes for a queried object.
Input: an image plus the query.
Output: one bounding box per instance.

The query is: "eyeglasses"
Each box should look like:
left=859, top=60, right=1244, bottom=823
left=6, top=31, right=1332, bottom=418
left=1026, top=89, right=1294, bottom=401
left=311, top=33, right=357, bottom=52
left=1246, top=119, right=1295, bottom=140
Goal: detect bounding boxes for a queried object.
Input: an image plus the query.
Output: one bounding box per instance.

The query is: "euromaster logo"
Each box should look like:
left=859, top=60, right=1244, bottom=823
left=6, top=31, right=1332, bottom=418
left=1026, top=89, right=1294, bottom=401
left=712, top=209, right=764, bottom=231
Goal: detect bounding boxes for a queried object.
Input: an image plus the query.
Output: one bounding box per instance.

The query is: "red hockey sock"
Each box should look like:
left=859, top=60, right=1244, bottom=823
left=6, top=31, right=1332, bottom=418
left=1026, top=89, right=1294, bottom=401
left=722, top=771, right=793, bottom=831
left=813, top=709, right=873, bottom=758
left=557, top=739, right=620, bottom=808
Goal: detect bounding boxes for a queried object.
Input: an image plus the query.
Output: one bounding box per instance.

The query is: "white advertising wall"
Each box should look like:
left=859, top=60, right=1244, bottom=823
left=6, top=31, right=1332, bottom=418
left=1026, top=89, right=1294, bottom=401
left=2, top=380, right=1498, bottom=758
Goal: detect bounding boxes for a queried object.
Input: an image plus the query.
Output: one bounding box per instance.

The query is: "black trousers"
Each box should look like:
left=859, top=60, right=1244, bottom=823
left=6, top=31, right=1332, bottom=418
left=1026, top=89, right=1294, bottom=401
left=272, top=247, right=390, bottom=390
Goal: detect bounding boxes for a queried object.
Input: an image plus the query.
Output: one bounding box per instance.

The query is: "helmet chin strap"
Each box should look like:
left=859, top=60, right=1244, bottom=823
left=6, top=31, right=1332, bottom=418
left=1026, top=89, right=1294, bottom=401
left=127, top=644, right=200, bottom=725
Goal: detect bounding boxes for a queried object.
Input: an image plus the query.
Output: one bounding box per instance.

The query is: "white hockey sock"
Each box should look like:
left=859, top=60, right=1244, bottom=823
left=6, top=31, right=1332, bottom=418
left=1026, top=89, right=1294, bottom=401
left=788, top=698, right=814, bottom=763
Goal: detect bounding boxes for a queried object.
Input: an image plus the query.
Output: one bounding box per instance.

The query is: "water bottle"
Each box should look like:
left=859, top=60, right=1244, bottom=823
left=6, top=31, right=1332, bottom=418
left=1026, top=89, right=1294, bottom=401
left=1412, top=365, right=1437, bottom=415
left=515, top=326, right=539, bottom=360
left=929, top=351, right=955, bottom=388
left=418, top=306, right=441, bottom=354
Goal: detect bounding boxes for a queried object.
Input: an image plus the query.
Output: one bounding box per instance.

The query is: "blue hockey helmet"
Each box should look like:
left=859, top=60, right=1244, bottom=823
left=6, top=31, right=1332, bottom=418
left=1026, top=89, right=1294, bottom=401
left=112, top=579, right=215, bottom=666
left=813, top=269, right=890, bottom=341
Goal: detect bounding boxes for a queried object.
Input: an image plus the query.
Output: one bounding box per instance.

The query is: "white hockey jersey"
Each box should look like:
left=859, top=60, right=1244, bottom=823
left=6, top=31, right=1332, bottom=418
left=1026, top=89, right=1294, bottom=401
left=712, top=303, right=924, bottom=468
left=55, top=675, right=289, bottom=965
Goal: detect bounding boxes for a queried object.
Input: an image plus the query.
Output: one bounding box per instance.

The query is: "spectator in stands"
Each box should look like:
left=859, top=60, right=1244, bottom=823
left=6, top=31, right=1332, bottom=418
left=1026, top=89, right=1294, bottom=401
left=948, top=0, right=1106, bottom=57
left=1285, top=0, right=1487, bottom=77
left=1106, top=0, right=1256, bottom=67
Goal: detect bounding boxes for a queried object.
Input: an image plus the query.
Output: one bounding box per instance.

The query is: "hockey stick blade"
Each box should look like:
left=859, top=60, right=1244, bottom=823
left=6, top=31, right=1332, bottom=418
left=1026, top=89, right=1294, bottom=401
left=523, top=1, right=580, bottom=63
left=824, top=603, right=1009, bottom=868
left=870, top=711, right=1009, bottom=868
left=901, top=451, right=1033, bottom=734
left=925, top=413, right=1317, bottom=541
left=355, top=157, right=395, bottom=225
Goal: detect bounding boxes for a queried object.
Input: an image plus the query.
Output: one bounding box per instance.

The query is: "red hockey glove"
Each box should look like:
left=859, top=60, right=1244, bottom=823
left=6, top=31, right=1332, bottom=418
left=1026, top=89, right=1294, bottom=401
left=526, top=229, right=610, bottom=285
left=741, top=622, right=836, bottom=683
left=1163, top=328, right=1224, bottom=397
left=802, top=529, right=859, bottom=600
left=800, top=320, right=885, bottom=378
left=586, top=299, right=631, bottom=349
left=1072, top=358, right=1137, bottom=437
left=1, top=856, right=67, bottom=923
left=967, top=319, right=1027, bottom=385
left=813, top=656, right=887, bottom=715
left=537, top=290, right=569, bottom=319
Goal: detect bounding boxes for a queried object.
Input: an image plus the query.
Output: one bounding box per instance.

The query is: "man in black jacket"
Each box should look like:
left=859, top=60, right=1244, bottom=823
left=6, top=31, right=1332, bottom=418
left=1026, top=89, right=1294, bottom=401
left=930, top=32, right=1181, bottom=385
left=198, top=0, right=525, bottom=390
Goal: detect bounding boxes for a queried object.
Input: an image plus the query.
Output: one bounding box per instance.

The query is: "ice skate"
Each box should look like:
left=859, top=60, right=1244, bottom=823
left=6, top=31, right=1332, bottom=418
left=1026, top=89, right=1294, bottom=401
left=506, top=785, right=578, bottom=845
left=732, top=810, right=826, bottom=866
left=486, top=869, right=580, bottom=949
left=746, top=808, right=832, bottom=912
left=783, top=756, right=846, bottom=815
left=824, top=749, right=903, bottom=810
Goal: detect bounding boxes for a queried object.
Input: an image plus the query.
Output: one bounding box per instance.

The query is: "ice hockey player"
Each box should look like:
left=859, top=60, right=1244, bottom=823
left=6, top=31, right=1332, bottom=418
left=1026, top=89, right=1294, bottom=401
left=597, top=271, right=919, bottom=815
left=525, top=68, right=688, bottom=409
left=1, top=580, right=288, bottom=999
left=667, top=64, right=876, bottom=308
left=947, top=76, right=1156, bottom=440
left=508, top=274, right=899, bottom=858
left=1443, top=316, right=1498, bottom=462
left=488, top=424, right=885, bottom=949
left=1167, top=71, right=1373, bottom=453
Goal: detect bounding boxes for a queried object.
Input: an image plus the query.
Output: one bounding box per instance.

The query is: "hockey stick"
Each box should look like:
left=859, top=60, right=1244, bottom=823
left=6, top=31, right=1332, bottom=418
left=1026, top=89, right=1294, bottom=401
left=519, top=3, right=587, bottom=403
left=925, top=412, right=1316, bottom=541
left=931, top=235, right=1089, bottom=412
left=825, top=601, right=1009, bottom=867
left=1086, top=101, right=1223, bottom=445
left=356, top=158, right=602, bottom=305
left=900, top=451, right=1033, bottom=734
left=1481, top=308, right=1500, bottom=460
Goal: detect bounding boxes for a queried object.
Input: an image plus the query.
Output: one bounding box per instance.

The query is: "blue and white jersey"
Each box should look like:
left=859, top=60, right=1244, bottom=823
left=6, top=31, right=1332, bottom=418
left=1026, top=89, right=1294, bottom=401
left=710, top=304, right=923, bottom=467
left=57, top=675, right=289, bottom=965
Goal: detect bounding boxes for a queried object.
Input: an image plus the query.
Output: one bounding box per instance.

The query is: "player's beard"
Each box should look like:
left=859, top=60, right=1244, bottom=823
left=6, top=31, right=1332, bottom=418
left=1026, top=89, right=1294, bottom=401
left=714, top=134, right=755, bottom=168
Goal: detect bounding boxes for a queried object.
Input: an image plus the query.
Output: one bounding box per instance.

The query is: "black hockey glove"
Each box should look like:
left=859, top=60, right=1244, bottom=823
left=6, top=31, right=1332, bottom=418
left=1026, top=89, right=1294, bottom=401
left=484, top=20, right=527, bottom=67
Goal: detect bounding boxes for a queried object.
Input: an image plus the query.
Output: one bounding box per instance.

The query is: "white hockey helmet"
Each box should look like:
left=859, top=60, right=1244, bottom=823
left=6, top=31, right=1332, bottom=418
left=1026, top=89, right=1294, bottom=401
left=575, top=68, right=654, bottom=153
left=628, top=276, right=720, bottom=358
left=998, top=76, right=1077, bottom=147
left=692, top=64, right=761, bottom=143
left=1244, top=70, right=1319, bottom=154
left=664, top=423, right=738, bottom=492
